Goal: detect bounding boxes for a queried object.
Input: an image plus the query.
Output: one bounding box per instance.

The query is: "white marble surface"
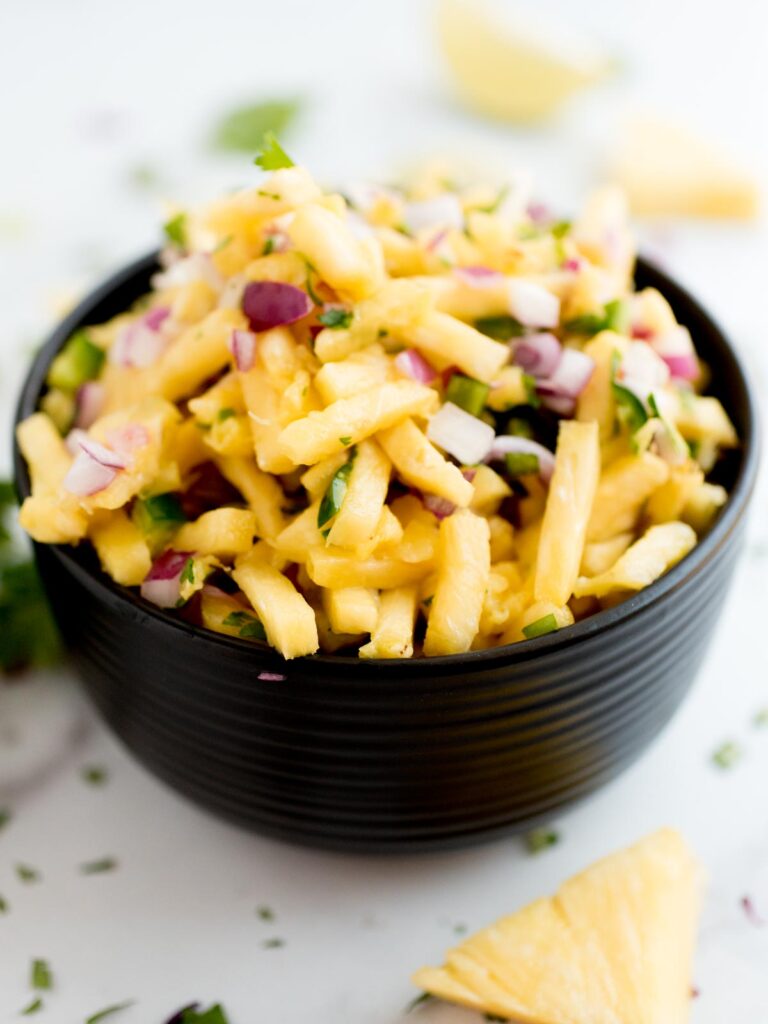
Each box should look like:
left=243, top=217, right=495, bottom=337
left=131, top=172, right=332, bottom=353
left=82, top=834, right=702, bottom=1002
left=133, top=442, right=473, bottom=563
left=1, top=0, right=768, bottom=1019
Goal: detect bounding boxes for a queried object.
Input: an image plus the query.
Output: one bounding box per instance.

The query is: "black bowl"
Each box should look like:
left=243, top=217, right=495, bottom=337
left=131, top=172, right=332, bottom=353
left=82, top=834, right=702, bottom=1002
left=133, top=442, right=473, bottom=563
left=13, top=254, right=758, bottom=852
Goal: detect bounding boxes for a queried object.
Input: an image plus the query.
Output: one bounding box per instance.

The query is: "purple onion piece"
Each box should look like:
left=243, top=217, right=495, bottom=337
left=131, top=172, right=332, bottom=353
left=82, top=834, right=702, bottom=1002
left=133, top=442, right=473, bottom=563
left=241, top=281, right=313, bottom=333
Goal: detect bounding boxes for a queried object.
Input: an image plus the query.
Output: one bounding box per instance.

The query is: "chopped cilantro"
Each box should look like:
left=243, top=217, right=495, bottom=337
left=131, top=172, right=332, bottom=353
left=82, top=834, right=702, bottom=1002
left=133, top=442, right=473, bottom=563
left=526, top=827, right=560, bottom=853
left=257, top=190, right=281, bottom=200
left=317, top=455, right=355, bottom=528
left=20, top=997, right=43, bottom=1016
left=213, top=99, right=300, bottom=152
left=181, top=1005, right=230, bottom=1024
left=712, top=741, right=742, bottom=770
left=0, top=807, right=10, bottom=830
left=180, top=558, right=195, bottom=586
left=47, top=330, right=105, bottom=393
left=318, top=307, right=353, bottom=330
left=81, top=765, right=108, bottom=786
left=453, top=922, right=467, bottom=935
left=262, top=236, right=276, bottom=255
left=80, top=857, right=118, bottom=875
left=303, top=268, right=324, bottom=306
left=475, top=315, right=525, bottom=341
left=522, top=374, right=541, bottom=408
left=254, top=130, right=295, bottom=170
left=256, top=905, right=275, bottom=921
left=753, top=708, right=768, bottom=728
left=550, top=219, right=571, bottom=238
left=222, top=611, right=266, bottom=641
left=338, top=436, right=352, bottom=446
left=127, top=164, right=160, bottom=190
left=85, top=1001, right=136, bottom=1024
left=0, top=894, right=8, bottom=913
left=16, top=864, right=41, bottom=884
left=505, top=452, right=539, bottom=477
left=262, top=937, right=285, bottom=949
left=405, top=992, right=434, bottom=1013
left=522, top=614, right=559, bottom=640
left=445, top=374, right=489, bottom=417
left=216, top=407, right=237, bottom=422
left=163, top=212, right=187, bottom=248
left=31, top=959, right=52, bottom=990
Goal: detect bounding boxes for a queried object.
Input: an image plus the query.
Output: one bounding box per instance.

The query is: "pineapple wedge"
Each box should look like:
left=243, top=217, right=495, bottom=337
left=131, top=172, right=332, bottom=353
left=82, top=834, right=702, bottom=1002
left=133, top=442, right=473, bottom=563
left=412, top=829, right=704, bottom=1024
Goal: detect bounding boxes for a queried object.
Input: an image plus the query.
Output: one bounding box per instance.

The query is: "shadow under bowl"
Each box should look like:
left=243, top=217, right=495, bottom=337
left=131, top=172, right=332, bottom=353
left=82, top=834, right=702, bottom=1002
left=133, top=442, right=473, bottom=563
left=13, top=254, right=759, bottom=852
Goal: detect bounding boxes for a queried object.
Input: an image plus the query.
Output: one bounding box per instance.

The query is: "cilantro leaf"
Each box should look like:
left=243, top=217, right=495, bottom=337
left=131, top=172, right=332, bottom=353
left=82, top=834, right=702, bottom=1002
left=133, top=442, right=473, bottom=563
left=254, top=131, right=295, bottom=170
left=0, top=807, right=10, bottom=831
left=474, top=315, right=525, bottom=341
left=213, top=99, right=300, bottom=152
left=712, top=741, right=742, bottom=770
left=0, top=894, right=8, bottom=914
left=221, top=610, right=266, bottom=641
left=262, top=937, right=285, bottom=949
left=31, top=959, right=52, bottom=990
left=216, top=407, right=237, bottom=422
left=257, top=905, right=275, bottom=921
left=81, top=765, right=108, bottom=786
left=85, top=1001, right=136, bottom=1024
left=80, top=857, right=118, bottom=875
left=21, top=997, right=43, bottom=1016
left=16, top=864, right=41, bottom=884
left=338, top=436, right=352, bottom=446
left=163, top=213, right=187, bottom=248
left=180, top=558, right=195, bottom=586
left=181, top=1005, right=230, bottom=1024
left=318, top=307, right=353, bottom=330
left=317, top=455, right=355, bottom=528
left=525, top=827, right=561, bottom=853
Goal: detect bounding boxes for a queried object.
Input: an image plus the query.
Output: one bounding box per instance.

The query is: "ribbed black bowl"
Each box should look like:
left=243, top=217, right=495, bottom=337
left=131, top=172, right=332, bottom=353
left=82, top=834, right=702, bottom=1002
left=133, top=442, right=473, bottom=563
left=13, top=254, right=758, bottom=852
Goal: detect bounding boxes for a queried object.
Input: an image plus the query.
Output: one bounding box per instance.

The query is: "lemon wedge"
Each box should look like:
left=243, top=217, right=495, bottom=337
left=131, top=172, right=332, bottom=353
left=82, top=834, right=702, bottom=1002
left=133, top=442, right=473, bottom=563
left=613, top=117, right=759, bottom=219
left=413, top=828, right=704, bottom=1024
left=436, top=0, right=612, bottom=123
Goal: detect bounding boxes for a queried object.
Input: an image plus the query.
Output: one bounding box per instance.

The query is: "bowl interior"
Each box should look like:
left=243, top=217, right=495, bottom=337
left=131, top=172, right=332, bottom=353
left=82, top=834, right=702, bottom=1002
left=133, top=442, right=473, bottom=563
left=13, top=254, right=759, bottom=673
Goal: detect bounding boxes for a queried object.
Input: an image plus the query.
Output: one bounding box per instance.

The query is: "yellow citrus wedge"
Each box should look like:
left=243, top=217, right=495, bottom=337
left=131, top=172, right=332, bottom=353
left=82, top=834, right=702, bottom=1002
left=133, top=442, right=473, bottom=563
left=436, top=0, right=613, bottom=123
left=413, top=828, right=704, bottom=1024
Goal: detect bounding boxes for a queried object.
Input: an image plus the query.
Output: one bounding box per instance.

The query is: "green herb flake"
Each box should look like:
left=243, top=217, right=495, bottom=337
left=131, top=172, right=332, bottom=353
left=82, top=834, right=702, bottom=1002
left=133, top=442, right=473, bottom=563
left=445, top=374, right=490, bottom=417
left=475, top=315, right=525, bottom=341
left=317, top=455, right=355, bottom=529
left=213, top=99, right=300, bottom=152
left=507, top=417, right=534, bottom=439
left=262, top=236, right=276, bottom=256
left=303, top=269, right=324, bottom=306
left=526, top=827, right=561, bottom=854
left=453, top=922, right=468, bottom=935
left=550, top=219, right=571, bottom=239
left=81, top=765, right=108, bottom=787
left=254, top=130, right=295, bottom=171
left=257, top=190, right=281, bottom=200
left=522, top=374, right=541, bottom=408
left=132, top=493, right=187, bottom=535
left=216, top=407, right=237, bottom=422
left=712, top=741, right=742, bottom=770
left=564, top=312, right=608, bottom=336
left=604, top=298, right=630, bottom=334
left=163, top=212, right=187, bottom=249
left=16, top=864, right=41, bottom=885
left=0, top=807, right=10, bottom=831
left=20, top=997, right=43, bottom=1016
left=180, top=558, right=195, bottom=586
left=338, top=436, right=352, bottom=446
left=31, top=958, right=52, bottom=991
left=257, top=905, right=275, bottom=921
left=85, top=1001, right=136, bottom=1024
left=0, top=894, right=8, bottom=913
left=80, top=857, right=118, bottom=875
left=405, top=992, right=434, bottom=1013
left=222, top=611, right=267, bottom=641
left=522, top=614, right=559, bottom=640
left=505, top=452, right=539, bottom=477
left=318, top=307, right=353, bottom=330
left=47, top=330, right=105, bottom=393
left=262, top=937, right=285, bottom=949
left=753, top=708, right=768, bottom=728
left=181, top=1005, right=230, bottom=1024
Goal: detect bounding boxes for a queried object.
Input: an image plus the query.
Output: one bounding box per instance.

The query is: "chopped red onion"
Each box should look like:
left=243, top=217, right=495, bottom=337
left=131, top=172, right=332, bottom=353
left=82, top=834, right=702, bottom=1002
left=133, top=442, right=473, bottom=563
left=75, top=381, right=105, bottom=429
left=110, top=307, right=171, bottom=368
left=507, top=279, right=560, bottom=328
left=650, top=326, right=698, bottom=380
left=64, top=428, right=90, bottom=456
left=461, top=468, right=477, bottom=482
left=228, top=329, right=257, bottom=372
left=394, top=348, right=438, bottom=384
left=486, top=436, right=556, bottom=484
left=79, top=437, right=128, bottom=469
left=144, top=306, right=171, bottom=331
left=526, top=201, right=551, bottom=225
left=152, top=253, right=222, bottom=292
left=241, top=281, right=313, bottom=333
left=619, top=340, right=670, bottom=389
left=422, top=493, right=456, bottom=520
left=404, top=194, right=464, bottom=234
left=63, top=452, right=118, bottom=496
left=258, top=671, right=286, bottom=681
left=105, top=423, right=150, bottom=456
left=631, top=323, right=654, bottom=340
left=537, top=348, right=595, bottom=399
left=541, top=394, right=577, bottom=417
left=453, top=265, right=503, bottom=288
left=426, top=228, right=449, bottom=253
left=141, top=550, right=194, bottom=608
left=513, top=333, right=562, bottom=378
left=661, top=353, right=699, bottom=381
left=426, top=402, right=495, bottom=465
left=562, top=257, right=583, bottom=272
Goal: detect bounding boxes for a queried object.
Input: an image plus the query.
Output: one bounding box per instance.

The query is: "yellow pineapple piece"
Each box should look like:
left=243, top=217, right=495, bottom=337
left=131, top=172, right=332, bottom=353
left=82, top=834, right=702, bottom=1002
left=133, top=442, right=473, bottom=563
left=413, top=829, right=703, bottom=1024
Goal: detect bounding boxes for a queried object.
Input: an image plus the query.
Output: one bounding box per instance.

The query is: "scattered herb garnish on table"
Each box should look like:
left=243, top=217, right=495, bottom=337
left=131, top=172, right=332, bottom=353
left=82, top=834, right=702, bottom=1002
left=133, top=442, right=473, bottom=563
left=0, top=894, right=9, bottom=913
left=405, top=992, right=434, bottom=1013
left=753, top=708, right=768, bottom=728
left=163, top=212, right=187, bottom=248
left=0, top=481, right=61, bottom=673
left=262, top=937, right=285, bottom=949
left=80, top=856, right=118, bottom=875
left=526, top=827, right=561, bottom=854
left=81, top=765, right=109, bottom=786
left=712, top=741, right=742, bottom=769
left=179, top=1004, right=230, bottom=1024
left=256, top=905, right=275, bottom=921
left=31, top=958, right=53, bottom=990
left=0, top=806, right=10, bottom=830
left=212, top=99, right=300, bottom=153
left=85, top=1000, right=136, bottom=1023
left=20, top=997, right=43, bottom=1016
left=16, top=864, right=42, bottom=884
left=254, top=130, right=295, bottom=171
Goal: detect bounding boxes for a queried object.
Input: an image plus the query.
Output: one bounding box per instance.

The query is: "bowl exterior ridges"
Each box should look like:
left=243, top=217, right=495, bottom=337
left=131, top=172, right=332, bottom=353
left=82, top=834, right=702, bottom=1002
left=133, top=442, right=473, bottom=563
left=14, top=254, right=758, bottom=851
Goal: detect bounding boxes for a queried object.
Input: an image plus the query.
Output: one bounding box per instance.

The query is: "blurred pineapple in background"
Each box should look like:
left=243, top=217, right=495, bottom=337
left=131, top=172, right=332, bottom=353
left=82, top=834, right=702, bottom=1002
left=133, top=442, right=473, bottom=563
left=413, top=829, right=704, bottom=1024
left=436, top=0, right=613, bottom=123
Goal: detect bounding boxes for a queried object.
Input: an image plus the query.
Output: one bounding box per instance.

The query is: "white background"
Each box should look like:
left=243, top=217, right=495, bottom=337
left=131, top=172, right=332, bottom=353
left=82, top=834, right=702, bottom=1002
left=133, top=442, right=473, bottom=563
left=1, top=1, right=767, bottom=1020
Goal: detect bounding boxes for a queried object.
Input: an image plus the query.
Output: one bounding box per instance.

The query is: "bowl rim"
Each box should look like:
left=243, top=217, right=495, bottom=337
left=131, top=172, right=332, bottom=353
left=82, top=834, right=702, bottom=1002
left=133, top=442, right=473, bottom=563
left=13, top=251, right=760, bottom=675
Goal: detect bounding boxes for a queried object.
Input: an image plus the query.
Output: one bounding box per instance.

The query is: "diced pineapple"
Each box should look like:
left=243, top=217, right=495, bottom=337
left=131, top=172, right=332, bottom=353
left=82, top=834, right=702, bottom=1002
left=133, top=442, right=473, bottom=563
left=413, top=828, right=704, bottom=1024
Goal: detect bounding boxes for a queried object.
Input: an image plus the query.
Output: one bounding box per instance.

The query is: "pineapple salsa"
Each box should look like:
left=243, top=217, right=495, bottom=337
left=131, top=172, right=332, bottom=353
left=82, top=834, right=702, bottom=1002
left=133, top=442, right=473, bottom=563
left=17, top=139, right=738, bottom=660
